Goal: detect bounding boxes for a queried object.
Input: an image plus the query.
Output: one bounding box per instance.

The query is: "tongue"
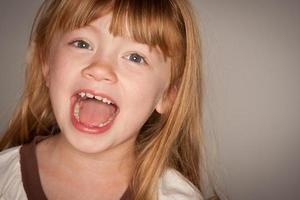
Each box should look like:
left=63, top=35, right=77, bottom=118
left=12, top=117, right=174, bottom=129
left=79, top=98, right=115, bottom=127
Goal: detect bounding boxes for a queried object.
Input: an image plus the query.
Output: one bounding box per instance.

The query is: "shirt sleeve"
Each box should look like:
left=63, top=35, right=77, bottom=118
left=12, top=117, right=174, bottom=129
left=158, top=169, right=204, bottom=200
left=0, top=146, right=27, bottom=200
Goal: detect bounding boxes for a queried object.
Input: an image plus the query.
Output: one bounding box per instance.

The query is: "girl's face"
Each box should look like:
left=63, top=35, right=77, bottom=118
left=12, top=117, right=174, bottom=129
left=43, top=13, right=171, bottom=154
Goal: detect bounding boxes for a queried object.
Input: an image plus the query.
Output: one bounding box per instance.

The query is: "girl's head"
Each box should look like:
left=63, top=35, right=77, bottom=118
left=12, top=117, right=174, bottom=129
left=1, top=0, right=205, bottom=199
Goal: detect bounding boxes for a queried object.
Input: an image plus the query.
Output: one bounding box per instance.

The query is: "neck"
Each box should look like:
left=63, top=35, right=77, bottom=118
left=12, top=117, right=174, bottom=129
left=42, top=133, right=136, bottom=182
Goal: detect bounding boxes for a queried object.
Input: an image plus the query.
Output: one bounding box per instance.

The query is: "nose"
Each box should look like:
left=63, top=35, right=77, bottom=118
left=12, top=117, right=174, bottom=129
left=81, top=59, right=117, bottom=83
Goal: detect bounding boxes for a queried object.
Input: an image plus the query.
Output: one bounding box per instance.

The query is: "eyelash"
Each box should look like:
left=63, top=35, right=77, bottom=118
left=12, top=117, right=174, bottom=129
left=69, top=39, right=93, bottom=50
left=124, top=53, right=147, bottom=65
left=68, top=40, right=147, bottom=65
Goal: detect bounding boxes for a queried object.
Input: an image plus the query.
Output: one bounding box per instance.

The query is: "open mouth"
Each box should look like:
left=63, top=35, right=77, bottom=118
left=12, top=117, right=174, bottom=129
left=71, top=90, right=119, bottom=134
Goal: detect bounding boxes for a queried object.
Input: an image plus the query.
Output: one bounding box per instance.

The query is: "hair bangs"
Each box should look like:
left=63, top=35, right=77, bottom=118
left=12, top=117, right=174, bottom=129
left=110, top=0, right=184, bottom=59
left=54, top=0, right=113, bottom=31
left=35, top=0, right=185, bottom=65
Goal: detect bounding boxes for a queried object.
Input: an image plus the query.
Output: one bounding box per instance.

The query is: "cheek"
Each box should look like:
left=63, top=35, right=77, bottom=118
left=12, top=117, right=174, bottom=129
left=117, top=75, right=168, bottom=135
left=47, top=42, right=82, bottom=82
left=125, top=73, right=168, bottom=109
left=47, top=53, right=77, bottom=117
left=48, top=52, right=78, bottom=87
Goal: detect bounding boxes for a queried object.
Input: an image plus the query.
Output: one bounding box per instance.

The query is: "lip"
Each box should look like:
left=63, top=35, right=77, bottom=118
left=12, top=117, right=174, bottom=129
left=70, top=89, right=119, bottom=134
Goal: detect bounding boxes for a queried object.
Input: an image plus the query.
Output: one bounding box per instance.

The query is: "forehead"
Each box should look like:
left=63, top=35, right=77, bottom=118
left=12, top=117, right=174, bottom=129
left=83, top=13, right=165, bottom=58
left=87, top=13, right=112, bottom=36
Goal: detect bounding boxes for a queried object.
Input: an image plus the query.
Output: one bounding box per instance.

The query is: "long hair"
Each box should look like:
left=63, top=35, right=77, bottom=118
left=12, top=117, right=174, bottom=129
left=0, top=0, right=216, bottom=199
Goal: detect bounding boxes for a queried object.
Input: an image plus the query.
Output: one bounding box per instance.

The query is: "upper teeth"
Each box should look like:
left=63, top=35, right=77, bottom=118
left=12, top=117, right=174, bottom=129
left=78, top=92, right=113, bottom=105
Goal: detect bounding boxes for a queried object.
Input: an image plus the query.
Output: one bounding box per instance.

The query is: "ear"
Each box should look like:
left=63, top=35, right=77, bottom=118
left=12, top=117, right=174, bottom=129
left=42, top=63, right=50, bottom=87
left=155, top=86, right=177, bottom=114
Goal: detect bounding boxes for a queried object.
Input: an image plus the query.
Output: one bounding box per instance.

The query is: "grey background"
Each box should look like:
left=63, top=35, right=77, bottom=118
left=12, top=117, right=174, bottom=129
left=0, top=0, right=300, bottom=199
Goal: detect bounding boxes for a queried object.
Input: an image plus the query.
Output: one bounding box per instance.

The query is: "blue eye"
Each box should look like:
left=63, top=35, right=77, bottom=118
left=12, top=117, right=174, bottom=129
left=126, top=53, right=146, bottom=64
left=70, top=40, right=93, bottom=50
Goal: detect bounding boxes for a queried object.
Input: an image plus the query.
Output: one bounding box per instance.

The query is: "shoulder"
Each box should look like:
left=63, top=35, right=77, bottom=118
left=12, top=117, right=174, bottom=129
left=158, top=168, right=204, bottom=200
left=0, top=146, right=26, bottom=199
left=0, top=146, right=21, bottom=180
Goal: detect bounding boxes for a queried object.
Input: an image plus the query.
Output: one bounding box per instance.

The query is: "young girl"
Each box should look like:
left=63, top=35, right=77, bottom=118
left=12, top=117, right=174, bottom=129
left=0, top=0, right=219, bottom=199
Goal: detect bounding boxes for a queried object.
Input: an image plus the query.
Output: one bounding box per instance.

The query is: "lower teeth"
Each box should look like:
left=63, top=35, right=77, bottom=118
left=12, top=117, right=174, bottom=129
left=98, top=117, right=113, bottom=127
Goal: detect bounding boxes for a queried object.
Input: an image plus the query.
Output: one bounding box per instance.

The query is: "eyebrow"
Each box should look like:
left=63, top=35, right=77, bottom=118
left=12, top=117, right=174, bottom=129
left=84, top=24, right=102, bottom=35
